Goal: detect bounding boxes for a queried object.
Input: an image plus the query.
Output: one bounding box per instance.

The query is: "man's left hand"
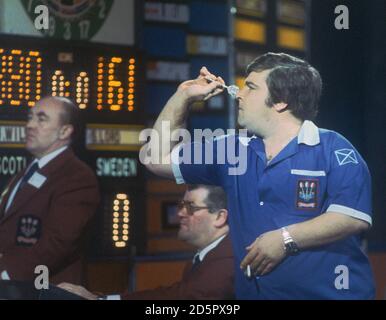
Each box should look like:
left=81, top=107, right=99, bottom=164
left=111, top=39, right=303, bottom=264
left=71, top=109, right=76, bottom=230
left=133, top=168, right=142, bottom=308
left=240, top=229, right=286, bottom=276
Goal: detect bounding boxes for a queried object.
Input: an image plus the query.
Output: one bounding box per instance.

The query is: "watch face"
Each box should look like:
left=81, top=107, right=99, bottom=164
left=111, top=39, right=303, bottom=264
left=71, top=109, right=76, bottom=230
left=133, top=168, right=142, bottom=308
left=286, top=242, right=299, bottom=255
left=21, top=0, right=115, bottom=40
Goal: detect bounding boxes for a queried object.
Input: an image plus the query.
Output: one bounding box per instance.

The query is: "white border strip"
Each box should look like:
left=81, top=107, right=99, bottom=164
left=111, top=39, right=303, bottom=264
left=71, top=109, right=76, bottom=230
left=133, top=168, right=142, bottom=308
left=171, top=144, right=185, bottom=184
left=327, top=204, right=372, bottom=225
left=291, top=169, right=326, bottom=176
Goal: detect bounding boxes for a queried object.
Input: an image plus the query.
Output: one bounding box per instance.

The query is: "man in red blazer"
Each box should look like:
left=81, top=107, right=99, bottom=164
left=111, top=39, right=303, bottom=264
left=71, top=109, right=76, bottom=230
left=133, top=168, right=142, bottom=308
left=59, top=184, right=234, bottom=299
left=0, top=96, right=100, bottom=285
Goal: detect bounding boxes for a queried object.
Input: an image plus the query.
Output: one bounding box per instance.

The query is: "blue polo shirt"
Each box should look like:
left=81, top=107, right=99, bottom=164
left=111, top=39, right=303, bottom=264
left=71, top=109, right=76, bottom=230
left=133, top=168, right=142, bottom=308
left=171, top=121, right=375, bottom=299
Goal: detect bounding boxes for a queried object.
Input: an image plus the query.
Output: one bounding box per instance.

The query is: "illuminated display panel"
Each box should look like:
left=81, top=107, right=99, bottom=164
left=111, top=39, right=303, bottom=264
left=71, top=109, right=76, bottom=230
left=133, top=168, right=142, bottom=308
left=112, top=193, right=130, bottom=248
left=0, top=49, right=42, bottom=107
left=89, top=190, right=145, bottom=257
left=0, top=36, right=142, bottom=122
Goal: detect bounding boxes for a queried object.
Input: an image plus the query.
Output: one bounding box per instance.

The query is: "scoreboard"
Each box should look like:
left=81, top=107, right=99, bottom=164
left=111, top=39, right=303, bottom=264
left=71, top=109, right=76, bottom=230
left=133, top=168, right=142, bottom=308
left=0, top=35, right=146, bottom=257
left=0, top=35, right=142, bottom=120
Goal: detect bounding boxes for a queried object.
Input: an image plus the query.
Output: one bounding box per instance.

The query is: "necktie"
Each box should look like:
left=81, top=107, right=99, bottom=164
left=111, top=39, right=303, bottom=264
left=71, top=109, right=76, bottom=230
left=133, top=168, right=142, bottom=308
left=2, top=162, right=39, bottom=216
left=191, top=254, right=201, bottom=271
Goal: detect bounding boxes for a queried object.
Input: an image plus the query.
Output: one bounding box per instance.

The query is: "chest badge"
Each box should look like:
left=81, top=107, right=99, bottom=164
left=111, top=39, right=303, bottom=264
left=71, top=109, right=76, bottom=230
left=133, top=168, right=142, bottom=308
left=16, top=215, right=41, bottom=246
left=296, top=179, right=318, bottom=209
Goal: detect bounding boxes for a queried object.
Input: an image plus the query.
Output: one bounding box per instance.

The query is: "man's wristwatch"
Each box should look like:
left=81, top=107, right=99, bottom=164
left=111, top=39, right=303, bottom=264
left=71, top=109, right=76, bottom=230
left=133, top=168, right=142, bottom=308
left=281, top=227, right=299, bottom=256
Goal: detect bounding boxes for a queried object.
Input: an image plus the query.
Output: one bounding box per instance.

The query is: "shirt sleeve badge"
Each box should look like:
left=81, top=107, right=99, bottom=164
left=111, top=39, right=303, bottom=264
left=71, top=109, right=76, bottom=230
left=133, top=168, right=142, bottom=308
left=334, top=149, right=358, bottom=166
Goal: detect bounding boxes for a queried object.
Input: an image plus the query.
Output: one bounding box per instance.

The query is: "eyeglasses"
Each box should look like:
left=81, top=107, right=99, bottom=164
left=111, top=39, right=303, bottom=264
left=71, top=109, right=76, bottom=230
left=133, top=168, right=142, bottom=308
left=177, top=200, right=213, bottom=216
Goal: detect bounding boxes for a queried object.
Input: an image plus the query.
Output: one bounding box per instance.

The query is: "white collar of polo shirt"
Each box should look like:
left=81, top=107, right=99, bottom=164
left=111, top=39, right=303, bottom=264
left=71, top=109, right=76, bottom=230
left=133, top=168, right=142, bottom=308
left=239, top=136, right=255, bottom=146
left=238, top=121, right=320, bottom=147
left=297, top=120, right=320, bottom=146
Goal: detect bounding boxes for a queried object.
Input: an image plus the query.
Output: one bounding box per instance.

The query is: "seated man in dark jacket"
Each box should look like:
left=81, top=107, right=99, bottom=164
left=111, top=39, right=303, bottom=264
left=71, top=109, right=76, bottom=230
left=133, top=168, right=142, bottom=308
left=59, top=184, right=234, bottom=299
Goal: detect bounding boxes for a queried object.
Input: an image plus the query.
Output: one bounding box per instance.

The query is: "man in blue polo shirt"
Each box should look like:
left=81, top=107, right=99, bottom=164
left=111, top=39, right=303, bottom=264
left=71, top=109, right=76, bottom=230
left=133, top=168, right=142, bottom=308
left=143, top=52, right=375, bottom=299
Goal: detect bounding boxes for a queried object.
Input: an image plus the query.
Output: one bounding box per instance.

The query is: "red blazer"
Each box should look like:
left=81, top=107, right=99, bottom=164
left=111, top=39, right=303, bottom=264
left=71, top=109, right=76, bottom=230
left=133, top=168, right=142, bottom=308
left=0, top=148, right=100, bottom=284
left=122, top=235, right=235, bottom=300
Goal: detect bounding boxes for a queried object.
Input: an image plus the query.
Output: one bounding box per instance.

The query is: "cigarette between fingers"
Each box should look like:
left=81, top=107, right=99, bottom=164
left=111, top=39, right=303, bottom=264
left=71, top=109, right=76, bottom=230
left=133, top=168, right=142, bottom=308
left=244, top=264, right=252, bottom=278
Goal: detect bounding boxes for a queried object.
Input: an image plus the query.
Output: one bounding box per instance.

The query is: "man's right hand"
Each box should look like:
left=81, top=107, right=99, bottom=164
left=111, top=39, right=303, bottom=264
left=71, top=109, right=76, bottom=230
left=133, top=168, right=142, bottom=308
left=177, top=67, right=225, bottom=102
left=58, top=282, right=98, bottom=300
left=143, top=66, right=225, bottom=179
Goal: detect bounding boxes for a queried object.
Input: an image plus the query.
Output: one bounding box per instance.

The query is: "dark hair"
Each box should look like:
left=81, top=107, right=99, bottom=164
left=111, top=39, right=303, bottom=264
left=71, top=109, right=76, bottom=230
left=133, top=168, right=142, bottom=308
left=187, top=184, right=227, bottom=213
left=246, top=52, right=322, bottom=121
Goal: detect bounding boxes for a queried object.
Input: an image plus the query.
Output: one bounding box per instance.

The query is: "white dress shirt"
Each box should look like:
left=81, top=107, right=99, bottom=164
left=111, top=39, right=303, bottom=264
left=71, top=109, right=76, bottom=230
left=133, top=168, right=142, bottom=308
left=5, top=146, right=68, bottom=212
left=193, top=234, right=227, bottom=264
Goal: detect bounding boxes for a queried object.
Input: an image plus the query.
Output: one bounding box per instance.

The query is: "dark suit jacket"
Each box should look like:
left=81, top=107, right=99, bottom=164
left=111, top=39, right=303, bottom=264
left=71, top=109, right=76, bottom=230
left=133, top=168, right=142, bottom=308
left=122, top=235, right=234, bottom=300
left=0, top=148, right=99, bottom=284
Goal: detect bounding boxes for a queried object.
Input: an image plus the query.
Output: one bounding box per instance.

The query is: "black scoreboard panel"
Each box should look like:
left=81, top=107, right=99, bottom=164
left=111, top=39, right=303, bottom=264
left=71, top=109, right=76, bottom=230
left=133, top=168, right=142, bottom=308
left=86, top=146, right=146, bottom=257
left=0, top=35, right=143, bottom=123
left=0, top=35, right=146, bottom=258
